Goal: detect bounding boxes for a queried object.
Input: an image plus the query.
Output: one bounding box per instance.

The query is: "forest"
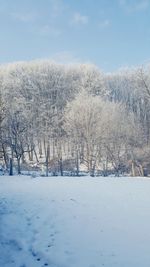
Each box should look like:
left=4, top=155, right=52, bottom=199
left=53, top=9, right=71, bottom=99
left=0, top=60, right=150, bottom=177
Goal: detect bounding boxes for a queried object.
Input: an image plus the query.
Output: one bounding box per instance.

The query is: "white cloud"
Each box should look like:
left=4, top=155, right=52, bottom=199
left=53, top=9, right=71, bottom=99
left=98, top=19, right=110, bottom=29
left=51, top=51, right=81, bottom=64
left=49, top=0, right=65, bottom=18
left=11, top=12, right=37, bottom=22
left=136, top=0, right=149, bottom=10
left=71, top=12, right=89, bottom=25
left=119, top=0, right=149, bottom=12
left=38, top=25, right=61, bottom=37
left=10, top=0, right=65, bottom=23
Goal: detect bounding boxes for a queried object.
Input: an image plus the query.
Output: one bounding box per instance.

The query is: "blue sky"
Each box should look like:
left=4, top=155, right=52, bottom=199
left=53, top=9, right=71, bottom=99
left=0, top=0, right=150, bottom=71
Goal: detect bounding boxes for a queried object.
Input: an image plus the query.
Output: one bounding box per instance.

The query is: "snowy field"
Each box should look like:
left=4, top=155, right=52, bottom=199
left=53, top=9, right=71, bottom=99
left=0, top=176, right=150, bottom=267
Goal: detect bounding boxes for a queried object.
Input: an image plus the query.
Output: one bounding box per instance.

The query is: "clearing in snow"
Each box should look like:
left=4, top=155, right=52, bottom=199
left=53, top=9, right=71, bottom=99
left=0, top=176, right=150, bottom=267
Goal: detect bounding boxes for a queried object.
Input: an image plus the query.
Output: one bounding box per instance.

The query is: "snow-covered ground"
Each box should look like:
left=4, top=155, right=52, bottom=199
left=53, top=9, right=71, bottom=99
left=0, top=176, right=150, bottom=267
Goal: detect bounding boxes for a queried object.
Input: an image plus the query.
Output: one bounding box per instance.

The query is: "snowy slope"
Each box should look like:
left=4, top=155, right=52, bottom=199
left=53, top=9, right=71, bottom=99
left=0, top=176, right=150, bottom=267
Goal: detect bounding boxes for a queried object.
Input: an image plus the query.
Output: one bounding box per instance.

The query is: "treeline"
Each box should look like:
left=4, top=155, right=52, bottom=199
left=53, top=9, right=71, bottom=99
left=0, top=60, right=150, bottom=176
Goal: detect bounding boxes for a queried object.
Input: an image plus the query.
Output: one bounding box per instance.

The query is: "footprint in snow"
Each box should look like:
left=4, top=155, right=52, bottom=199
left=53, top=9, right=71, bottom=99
left=111, top=253, right=116, bottom=257
left=47, top=244, right=53, bottom=248
left=8, top=239, right=23, bottom=251
left=70, top=198, right=76, bottom=202
left=36, top=256, right=49, bottom=267
left=50, top=233, right=54, bottom=237
left=30, top=248, right=37, bottom=257
left=26, top=218, right=32, bottom=226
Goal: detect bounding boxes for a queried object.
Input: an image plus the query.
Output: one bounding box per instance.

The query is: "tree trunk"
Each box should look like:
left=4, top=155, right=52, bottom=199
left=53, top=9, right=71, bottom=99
left=30, top=149, right=34, bottom=161
left=46, top=155, right=48, bottom=177
left=28, top=146, right=32, bottom=161
left=139, top=164, right=144, bottom=176
left=17, top=157, right=21, bottom=174
left=34, top=147, right=39, bottom=163
left=39, top=140, right=43, bottom=158
left=90, top=161, right=96, bottom=177
left=45, top=145, right=50, bottom=177
left=9, top=158, right=13, bottom=176
left=76, top=149, right=79, bottom=176
left=131, top=161, right=136, bottom=177
left=44, top=139, right=47, bottom=159
left=59, top=157, right=63, bottom=176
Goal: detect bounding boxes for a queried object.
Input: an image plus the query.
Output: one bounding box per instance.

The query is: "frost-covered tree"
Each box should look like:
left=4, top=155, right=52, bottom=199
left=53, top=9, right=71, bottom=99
left=65, top=91, right=109, bottom=176
left=0, top=59, right=150, bottom=176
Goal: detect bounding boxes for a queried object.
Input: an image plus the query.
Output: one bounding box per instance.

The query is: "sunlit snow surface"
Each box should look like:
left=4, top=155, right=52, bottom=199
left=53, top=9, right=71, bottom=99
left=0, top=176, right=150, bottom=267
